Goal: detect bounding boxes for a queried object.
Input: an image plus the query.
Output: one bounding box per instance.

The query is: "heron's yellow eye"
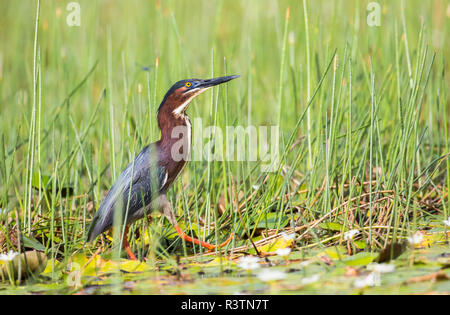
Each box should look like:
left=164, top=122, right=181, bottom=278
left=185, top=82, right=191, bottom=88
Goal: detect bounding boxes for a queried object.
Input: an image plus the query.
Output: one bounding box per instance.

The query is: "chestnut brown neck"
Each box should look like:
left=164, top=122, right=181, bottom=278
left=157, top=92, right=194, bottom=138
left=157, top=109, right=191, bottom=142
left=156, top=94, right=192, bottom=170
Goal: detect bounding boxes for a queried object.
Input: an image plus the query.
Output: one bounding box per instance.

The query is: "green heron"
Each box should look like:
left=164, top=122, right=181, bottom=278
left=87, top=75, right=239, bottom=260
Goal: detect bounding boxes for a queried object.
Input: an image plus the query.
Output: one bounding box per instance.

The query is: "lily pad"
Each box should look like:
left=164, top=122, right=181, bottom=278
left=343, top=252, right=378, bottom=266
left=319, top=246, right=347, bottom=260
left=255, top=237, right=294, bottom=253
left=319, top=222, right=346, bottom=232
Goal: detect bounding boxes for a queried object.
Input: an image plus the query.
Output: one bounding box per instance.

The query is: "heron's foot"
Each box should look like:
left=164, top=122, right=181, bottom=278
left=174, top=225, right=233, bottom=251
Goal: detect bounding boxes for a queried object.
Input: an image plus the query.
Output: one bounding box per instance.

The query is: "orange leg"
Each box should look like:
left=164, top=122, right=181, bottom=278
left=174, top=225, right=233, bottom=251
left=122, top=226, right=137, bottom=260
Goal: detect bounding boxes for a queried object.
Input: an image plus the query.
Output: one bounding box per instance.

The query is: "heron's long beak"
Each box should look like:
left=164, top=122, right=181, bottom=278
left=197, top=75, right=240, bottom=89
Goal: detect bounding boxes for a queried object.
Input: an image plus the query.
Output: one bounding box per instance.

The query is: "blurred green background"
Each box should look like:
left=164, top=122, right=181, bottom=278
left=1, top=0, right=447, bottom=131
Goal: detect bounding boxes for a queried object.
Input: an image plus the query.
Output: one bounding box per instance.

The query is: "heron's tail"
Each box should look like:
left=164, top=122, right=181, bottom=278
left=86, top=213, right=103, bottom=242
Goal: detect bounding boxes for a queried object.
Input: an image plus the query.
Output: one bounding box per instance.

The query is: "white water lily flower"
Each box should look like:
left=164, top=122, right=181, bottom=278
left=367, top=263, right=395, bottom=273
left=275, top=248, right=291, bottom=257
left=443, top=217, right=450, bottom=227
left=407, top=232, right=424, bottom=245
left=0, top=250, right=19, bottom=262
left=344, top=229, right=360, bottom=241
left=238, top=256, right=260, bottom=271
left=301, top=274, right=320, bottom=285
left=281, top=232, right=296, bottom=241
left=354, top=272, right=381, bottom=288
left=257, top=269, right=287, bottom=282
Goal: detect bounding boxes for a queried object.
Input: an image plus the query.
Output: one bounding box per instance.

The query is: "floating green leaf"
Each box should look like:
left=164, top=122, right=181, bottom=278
left=343, top=252, right=378, bottom=266
left=319, top=222, right=346, bottom=232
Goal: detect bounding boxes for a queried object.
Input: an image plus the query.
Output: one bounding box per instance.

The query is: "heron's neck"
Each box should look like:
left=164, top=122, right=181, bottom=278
left=157, top=111, right=192, bottom=164
left=158, top=112, right=191, bottom=139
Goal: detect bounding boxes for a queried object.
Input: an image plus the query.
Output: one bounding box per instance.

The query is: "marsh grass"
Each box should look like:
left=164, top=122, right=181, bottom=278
left=0, top=0, right=448, bottom=293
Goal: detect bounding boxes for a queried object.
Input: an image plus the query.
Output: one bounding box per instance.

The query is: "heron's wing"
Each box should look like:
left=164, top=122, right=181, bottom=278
left=87, top=145, right=167, bottom=241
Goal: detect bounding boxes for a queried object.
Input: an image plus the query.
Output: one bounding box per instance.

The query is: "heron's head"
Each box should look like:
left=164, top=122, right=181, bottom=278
left=158, top=75, right=240, bottom=118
